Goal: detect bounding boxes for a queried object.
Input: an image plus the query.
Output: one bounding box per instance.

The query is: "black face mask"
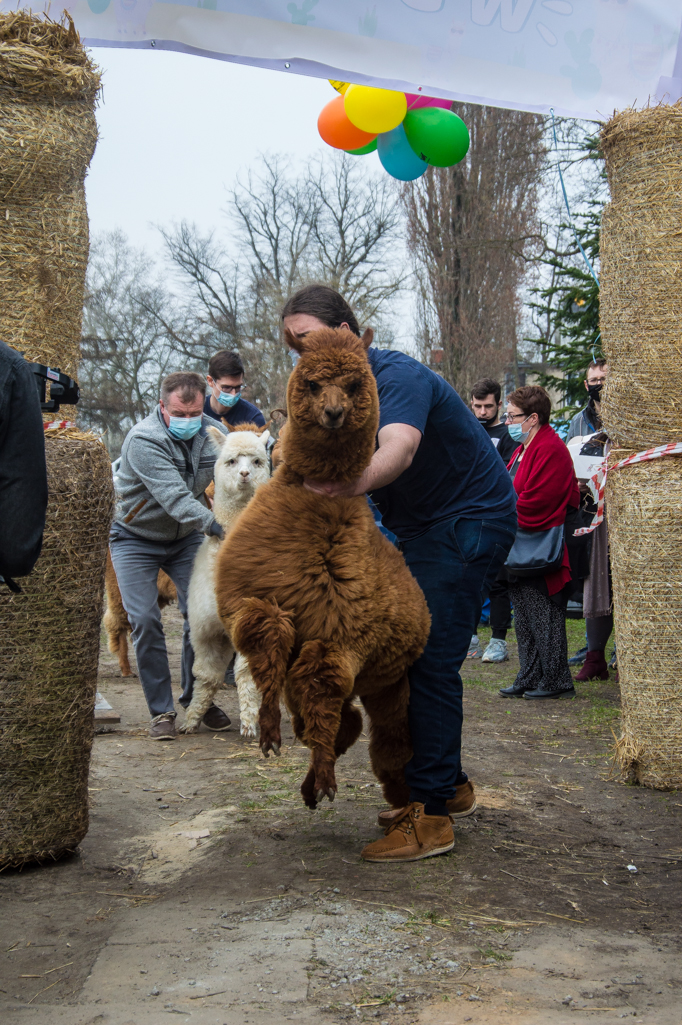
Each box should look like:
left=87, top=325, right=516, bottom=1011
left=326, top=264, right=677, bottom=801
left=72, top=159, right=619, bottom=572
left=587, top=383, right=602, bottom=401
left=476, top=413, right=497, bottom=427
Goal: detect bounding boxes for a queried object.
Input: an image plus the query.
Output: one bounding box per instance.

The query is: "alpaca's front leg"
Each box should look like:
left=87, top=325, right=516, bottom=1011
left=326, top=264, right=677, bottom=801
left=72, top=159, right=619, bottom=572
left=288, top=641, right=358, bottom=808
left=232, top=598, right=295, bottom=757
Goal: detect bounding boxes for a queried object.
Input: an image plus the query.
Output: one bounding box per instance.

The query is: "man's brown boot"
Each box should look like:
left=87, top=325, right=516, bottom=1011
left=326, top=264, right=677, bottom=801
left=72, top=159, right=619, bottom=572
left=362, top=803, right=454, bottom=863
left=376, top=781, right=476, bottom=828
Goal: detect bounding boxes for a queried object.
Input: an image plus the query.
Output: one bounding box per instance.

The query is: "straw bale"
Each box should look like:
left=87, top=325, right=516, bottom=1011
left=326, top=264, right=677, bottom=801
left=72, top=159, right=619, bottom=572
left=0, top=11, right=99, bottom=421
left=0, top=431, right=114, bottom=869
left=599, top=104, right=682, bottom=448
left=606, top=450, right=682, bottom=788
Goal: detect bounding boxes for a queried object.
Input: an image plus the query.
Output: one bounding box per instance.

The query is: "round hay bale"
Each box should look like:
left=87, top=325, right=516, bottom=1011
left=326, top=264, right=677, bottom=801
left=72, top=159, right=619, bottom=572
left=607, top=451, right=682, bottom=788
left=0, top=11, right=100, bottom=421
left=599, top=104, right=682, bottom=449
left=0, top=432, right=114, bottom=868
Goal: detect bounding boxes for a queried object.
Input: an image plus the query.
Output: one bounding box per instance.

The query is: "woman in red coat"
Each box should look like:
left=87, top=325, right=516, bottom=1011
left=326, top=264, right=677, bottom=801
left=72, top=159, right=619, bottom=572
left=499, top=386, right=580, bottom=700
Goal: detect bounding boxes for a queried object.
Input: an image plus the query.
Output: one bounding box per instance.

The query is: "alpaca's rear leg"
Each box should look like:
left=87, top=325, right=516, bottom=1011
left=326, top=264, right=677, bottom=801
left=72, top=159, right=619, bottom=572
left=181, top=635, right=234, bottom=733
left=361, top=674, right=412, bottom=809
left=232, top=598, right=295, bottom=757
left=288, top=641, right=358, bottom=809
left=234, top=652, right=259, bottom=738
left=300, top=698, right=363, bottom=809
left=116, top=631, right=134, bottom=678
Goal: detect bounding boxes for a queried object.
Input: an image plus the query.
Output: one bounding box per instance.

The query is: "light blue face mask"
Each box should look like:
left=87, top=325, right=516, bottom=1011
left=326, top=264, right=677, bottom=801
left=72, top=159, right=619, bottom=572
left=507, top=416, right=531, bottom=444
left=217, top=390, right=240, bottom=408
left=168, top=415, right=202, bottom=441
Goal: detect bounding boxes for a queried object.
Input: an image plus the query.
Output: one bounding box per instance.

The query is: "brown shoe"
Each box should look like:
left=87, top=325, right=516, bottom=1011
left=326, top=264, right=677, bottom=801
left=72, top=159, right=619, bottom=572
left=362, top=803, right=454, bottom=863
left=376, top=781, right=477, bottom=828
left=149, top=712, right=177, bottom=740
left=447, top=780, right=477, bottom=818
left=202, top=704, right=231, bottom=731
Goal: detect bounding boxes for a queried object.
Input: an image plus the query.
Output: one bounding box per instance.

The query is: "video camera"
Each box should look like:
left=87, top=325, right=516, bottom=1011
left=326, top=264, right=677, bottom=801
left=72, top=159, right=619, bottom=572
left=26, top=359, right=80, bottom=414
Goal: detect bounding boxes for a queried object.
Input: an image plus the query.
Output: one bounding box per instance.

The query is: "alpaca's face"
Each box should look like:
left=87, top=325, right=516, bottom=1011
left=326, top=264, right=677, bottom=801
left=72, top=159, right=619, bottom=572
left=208, top=428, right=271, bottom=499
left=287, top=332, right=376, bottom=434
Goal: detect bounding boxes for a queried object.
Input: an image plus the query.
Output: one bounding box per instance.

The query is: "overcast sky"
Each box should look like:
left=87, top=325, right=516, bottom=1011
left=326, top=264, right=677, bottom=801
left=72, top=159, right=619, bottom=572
left=86, top=47, right=360, bottom=251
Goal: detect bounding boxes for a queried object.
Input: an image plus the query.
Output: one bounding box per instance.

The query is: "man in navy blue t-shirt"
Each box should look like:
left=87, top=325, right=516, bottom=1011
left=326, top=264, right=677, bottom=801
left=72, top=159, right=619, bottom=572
left=204, top=349, right=265, bottom=428
left=282, top=286, right=517, bottom=864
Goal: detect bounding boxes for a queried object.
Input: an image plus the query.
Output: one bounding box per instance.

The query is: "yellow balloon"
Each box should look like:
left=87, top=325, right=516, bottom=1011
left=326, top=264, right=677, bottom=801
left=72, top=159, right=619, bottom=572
left=329, top=79, right=349, bottom=95
left=344, top=85, right=407, bottom=134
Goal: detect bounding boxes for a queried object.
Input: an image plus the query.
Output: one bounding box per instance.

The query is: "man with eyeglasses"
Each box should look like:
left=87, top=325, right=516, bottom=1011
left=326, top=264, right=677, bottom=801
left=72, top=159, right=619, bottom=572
left=204, top=350, right=265, bottom=428
left=566, top=358, right=609, bottom=441
left=565, top=358, right=615, bottom=678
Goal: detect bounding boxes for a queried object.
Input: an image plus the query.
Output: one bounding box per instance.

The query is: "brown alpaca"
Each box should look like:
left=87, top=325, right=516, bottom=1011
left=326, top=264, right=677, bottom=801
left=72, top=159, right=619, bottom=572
left=215, top=327, right=430, bottom=810
left=103, top=552, right=177, bottom=677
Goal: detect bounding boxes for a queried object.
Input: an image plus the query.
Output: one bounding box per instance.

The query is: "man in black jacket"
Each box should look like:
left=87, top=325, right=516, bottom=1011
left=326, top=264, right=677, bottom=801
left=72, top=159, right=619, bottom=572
left=468, top=377, right=516, bottom=663
left=0, top=340, right=48, bottom=590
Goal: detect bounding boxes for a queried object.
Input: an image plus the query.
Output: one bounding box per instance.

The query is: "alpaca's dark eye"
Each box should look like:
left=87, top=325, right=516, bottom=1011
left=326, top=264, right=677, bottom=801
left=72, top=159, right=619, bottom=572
left=346, top=381, right=360, bottom=396
left=306, top=380, right=321, bottom=395
left=253, top=459, right=261, bottom=466
left=228, top=459, right=236, bottom=465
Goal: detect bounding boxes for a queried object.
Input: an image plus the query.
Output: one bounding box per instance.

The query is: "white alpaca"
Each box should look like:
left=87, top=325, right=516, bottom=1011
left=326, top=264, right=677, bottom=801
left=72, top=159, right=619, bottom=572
left=183, top=426, right=270, bottom=736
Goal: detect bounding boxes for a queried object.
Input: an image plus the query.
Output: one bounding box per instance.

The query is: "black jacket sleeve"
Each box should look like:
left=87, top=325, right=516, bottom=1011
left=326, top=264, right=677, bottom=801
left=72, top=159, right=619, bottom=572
left=495, top=427, right=519, bottom=466
left=0, top=342, right=48, bottom=579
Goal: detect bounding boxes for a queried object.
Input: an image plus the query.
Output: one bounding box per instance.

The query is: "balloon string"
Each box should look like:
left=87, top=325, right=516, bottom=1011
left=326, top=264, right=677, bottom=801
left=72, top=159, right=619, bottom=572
left=549, top=107, right=600, bottom=289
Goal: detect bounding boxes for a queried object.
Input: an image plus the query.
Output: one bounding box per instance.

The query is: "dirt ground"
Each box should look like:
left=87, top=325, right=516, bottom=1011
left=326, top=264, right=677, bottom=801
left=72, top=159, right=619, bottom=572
left=2, top=609, right=681, bottom=1025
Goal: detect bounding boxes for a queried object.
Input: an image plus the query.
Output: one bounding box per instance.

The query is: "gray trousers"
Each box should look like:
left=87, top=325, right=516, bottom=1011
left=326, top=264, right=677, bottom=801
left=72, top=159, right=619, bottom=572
left=109, top=523, right=203, bottom=718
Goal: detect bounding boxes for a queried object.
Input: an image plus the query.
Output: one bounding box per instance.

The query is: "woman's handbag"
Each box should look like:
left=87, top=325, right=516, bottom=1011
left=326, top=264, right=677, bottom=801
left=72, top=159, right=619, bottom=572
left=504, top=524, right=565, bottom=578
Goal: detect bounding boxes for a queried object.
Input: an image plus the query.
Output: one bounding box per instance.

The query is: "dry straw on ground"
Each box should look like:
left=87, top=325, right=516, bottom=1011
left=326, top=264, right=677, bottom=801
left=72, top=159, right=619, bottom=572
left=606, top=451, right=682, bottom=788
left=0, top=11, right=100, bottom=420
left=599, top=103, right=682, bottom=448
left=0, top=432, right=114, bottom=869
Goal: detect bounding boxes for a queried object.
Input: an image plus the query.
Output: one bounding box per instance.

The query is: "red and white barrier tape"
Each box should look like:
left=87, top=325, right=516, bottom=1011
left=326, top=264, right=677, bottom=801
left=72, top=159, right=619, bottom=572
left=43, top=420, right=75, bottom=431
left=574, top=441, right=682, bottom=536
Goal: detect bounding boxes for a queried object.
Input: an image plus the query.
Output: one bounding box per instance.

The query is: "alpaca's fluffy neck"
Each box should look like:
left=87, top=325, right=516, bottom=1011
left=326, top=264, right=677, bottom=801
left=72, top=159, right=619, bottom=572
left=213, top=486, right=254, bottom=530
left=283, top=419, right=377, bottom=484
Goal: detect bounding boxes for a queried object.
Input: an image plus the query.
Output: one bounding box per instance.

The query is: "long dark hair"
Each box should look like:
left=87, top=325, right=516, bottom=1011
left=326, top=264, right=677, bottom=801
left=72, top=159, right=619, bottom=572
left=281, top=284, right=361, bottom=337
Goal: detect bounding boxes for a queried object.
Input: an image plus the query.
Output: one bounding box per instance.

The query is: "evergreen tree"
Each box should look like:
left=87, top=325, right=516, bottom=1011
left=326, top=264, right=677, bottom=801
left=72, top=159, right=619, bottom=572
left=527, top=131, right=604, bottom=417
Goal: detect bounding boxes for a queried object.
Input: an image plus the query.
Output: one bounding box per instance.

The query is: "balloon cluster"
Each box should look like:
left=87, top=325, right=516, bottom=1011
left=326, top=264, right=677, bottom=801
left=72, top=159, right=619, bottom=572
left=317, top=82, right=469, bottom=182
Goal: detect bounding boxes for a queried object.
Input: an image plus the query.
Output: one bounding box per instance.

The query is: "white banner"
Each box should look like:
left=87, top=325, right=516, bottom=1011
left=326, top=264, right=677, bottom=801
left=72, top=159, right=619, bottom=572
left=7, top=0, right=682, bottom=119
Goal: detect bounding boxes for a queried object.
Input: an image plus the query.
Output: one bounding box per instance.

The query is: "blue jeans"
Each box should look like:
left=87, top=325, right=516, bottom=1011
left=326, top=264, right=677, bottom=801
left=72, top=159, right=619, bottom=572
left=401, top=513, right=517, bottom=810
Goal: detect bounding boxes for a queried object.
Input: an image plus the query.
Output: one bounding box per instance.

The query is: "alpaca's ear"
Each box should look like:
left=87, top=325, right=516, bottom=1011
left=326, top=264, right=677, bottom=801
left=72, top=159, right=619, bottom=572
left=256, top=420, right=272, bottom=434
left=260, top=430, right=271, bottom=447
left=284, top=328, right=305, bottom=354
left=361, top=327, right=374, bottom=350
left=270, top=407, right=288, bottom=421
left=207, top=425, right=227, bottom=449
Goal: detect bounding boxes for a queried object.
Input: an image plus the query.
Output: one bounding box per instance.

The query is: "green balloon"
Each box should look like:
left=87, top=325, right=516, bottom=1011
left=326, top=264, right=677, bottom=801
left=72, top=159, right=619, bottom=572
left=346, top=138, right=378, bottom=155
left=403, top=109, right=469, bottom=167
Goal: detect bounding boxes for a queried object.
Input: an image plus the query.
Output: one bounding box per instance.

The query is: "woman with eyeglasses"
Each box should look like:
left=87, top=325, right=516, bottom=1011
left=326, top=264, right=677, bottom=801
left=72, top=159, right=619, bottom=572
left=499, top=386, right=580, bottom=700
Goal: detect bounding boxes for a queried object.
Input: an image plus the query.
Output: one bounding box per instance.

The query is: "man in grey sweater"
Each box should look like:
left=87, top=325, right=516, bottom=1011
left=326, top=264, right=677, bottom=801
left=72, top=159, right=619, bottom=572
left=110, top=371, right=229, bottom=740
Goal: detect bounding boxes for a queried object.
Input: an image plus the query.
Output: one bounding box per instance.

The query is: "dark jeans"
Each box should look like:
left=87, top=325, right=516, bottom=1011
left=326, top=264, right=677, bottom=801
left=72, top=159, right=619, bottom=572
left=401, top=513, right=517, bottom=810
left=489, top=575, right=512, bottom=639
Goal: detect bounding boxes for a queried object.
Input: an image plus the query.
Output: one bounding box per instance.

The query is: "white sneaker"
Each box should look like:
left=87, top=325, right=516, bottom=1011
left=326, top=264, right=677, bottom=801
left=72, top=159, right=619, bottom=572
left=482, top=638, right=509, bottom=663
left=466, top=634, right=483, bottom=659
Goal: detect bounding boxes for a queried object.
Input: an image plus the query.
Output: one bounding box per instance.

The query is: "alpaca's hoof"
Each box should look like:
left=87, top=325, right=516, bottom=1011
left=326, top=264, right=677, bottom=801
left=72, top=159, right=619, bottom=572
left=240, top=722, right=257, bottom=739
left=316, top=787, right=335, bottom=804
left=178, top=723, right=199, bottom=735
left=260, top=741, right=281, bottom=757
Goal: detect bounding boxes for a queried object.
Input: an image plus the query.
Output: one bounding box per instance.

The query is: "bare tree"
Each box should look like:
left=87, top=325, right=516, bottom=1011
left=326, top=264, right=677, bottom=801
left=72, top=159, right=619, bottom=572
left=160, top=152, right=406, bottom=412
left=403, top=104, right=546, bottom=397
left=79, top=231, right=181, bottom=456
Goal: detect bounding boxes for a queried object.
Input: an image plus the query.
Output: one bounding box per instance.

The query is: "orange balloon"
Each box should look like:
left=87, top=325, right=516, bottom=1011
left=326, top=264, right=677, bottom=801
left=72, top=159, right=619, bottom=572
left=318, top=95, right=375, bottom=151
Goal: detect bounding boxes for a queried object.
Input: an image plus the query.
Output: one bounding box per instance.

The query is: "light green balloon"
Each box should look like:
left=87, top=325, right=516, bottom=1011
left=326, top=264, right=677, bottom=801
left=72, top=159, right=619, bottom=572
left=403, top=108, right=469, bottom=167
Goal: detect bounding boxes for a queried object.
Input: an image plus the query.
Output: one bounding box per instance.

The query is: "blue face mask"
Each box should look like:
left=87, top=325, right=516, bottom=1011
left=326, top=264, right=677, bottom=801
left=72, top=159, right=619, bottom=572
left=168, top=415, right=202, bottom=441
left=217, top=390, right=240, bottom=408
left=507, top=417, right=531, bottom=444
